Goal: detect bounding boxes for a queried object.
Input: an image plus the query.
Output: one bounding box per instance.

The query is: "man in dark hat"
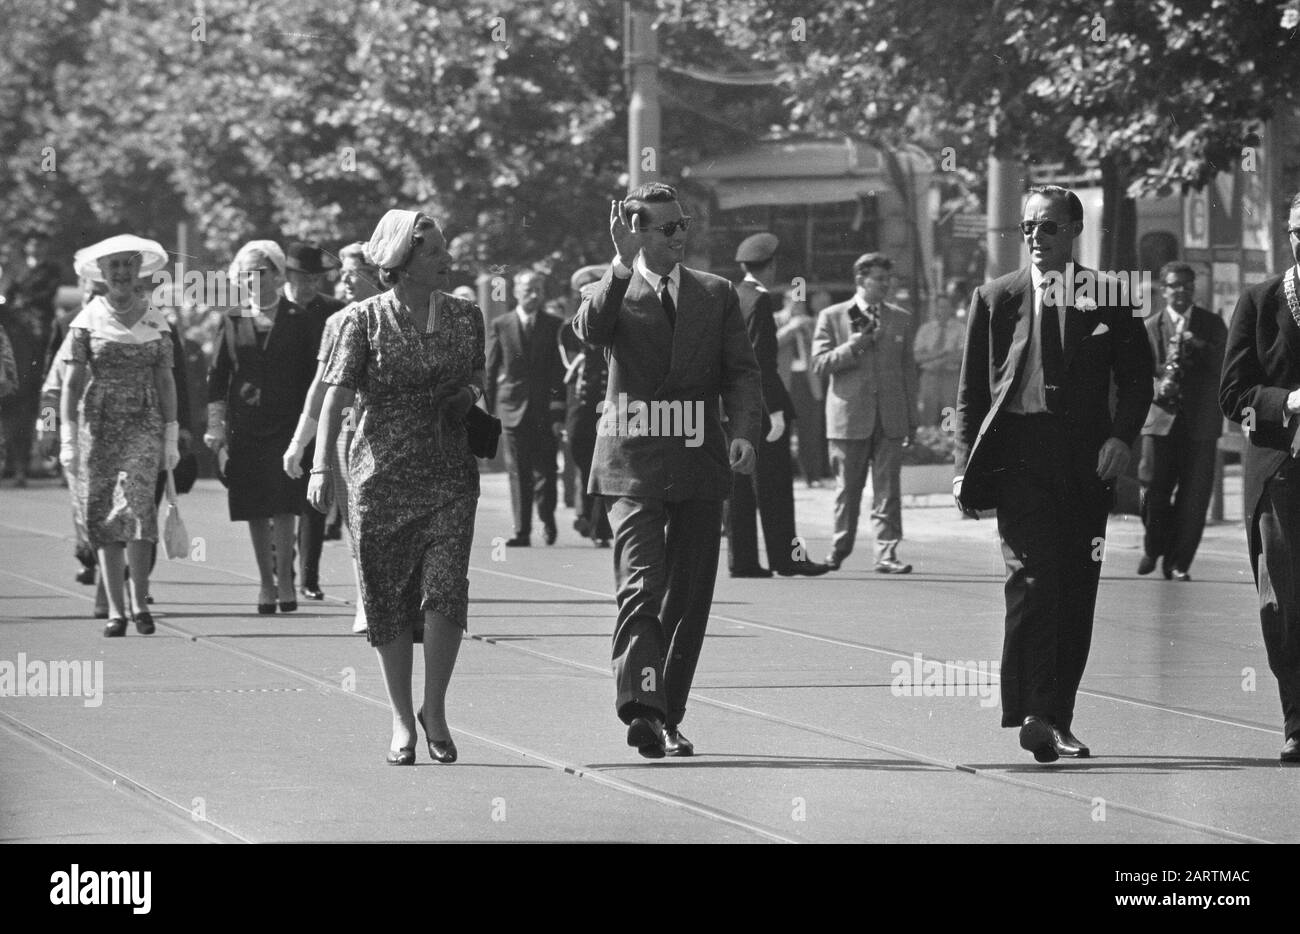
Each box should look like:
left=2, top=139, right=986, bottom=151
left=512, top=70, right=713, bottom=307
left=282, top=242, right=344, bottom=600
left=728, top=232, right=829, bottom=577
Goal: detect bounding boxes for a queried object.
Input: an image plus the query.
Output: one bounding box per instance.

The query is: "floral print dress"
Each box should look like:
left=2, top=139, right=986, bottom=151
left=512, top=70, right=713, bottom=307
left=69, top=298, right=171, bottom=547
left=323, top=290, right=484, bottom=646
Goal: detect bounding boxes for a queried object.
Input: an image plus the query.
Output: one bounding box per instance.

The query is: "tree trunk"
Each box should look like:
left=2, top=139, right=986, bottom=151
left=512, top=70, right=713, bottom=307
left=1100, top=155, right=1137, bottom=272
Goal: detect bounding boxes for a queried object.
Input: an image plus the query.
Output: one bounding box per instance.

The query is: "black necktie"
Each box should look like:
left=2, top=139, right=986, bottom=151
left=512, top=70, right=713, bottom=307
left=522, top=314, right=533, bottom=344
left=659, top=279, right=676, bottom=329
left=1041, top=293, right=1064, bottom=415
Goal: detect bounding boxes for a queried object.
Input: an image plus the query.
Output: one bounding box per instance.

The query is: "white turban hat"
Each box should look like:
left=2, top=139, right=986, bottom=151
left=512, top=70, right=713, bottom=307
left=367, top=210, right=422, bottom=271
left=227, top=240, right=286, bottom=282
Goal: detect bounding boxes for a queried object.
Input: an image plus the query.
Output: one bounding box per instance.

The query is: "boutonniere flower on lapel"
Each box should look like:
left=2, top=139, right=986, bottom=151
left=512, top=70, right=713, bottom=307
left=1076, top=298, right=1098, bottom=313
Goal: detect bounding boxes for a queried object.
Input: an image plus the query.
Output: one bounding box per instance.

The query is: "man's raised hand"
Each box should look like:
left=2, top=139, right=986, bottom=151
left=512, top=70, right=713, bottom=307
left=610, top=200, right=643, bottom=268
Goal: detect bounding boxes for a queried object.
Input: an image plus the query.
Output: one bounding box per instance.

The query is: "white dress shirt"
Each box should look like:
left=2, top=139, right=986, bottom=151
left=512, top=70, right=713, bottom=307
left=613, top=254, right=680, bottom=308
left=1006, top=267, right=1069, bottom=415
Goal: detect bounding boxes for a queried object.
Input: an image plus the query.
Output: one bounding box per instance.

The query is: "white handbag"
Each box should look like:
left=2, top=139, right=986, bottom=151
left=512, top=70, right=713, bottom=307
left=161, top=470, right=190, bottom=560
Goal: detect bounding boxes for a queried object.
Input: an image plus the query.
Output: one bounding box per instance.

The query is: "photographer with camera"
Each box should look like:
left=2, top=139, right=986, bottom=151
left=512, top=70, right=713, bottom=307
left=812, top=252, right=918, bottom=573
left=1137, top=262, right=1226, bottom=581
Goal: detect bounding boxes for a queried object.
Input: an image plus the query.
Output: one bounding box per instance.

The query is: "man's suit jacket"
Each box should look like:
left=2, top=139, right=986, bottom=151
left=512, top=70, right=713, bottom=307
left=485, top=310, right=566, bottom=430
left=811, top=299, right=917, bottom=440
left=954, top=266, right=1153, bottom=510
left=736, top=279, right=795, bottom=425
left=573, top=264, right=762, bottom=501
left=1220, top=270, right=1300, bottom=526
left=1141, top=305, right=1226, bottom=440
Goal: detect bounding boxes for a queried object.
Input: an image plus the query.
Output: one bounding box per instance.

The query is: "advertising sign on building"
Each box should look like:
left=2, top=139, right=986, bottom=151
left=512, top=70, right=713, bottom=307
left=1184, top=187, right=1209, bottom=251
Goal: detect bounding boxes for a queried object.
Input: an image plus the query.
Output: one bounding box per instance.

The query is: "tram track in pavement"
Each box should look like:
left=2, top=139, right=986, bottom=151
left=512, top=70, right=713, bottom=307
left=0, top=518, right=1276, bottom=843
left=0, top=561, right=802, bottom=844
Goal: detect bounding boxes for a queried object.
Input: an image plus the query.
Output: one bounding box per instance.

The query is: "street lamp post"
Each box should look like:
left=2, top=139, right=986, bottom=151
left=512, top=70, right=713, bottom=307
left=625, top=2, right=661, bottom=189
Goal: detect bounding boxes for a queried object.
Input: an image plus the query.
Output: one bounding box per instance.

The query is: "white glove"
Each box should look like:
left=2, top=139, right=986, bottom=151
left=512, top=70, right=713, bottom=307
left=163, top=421, right=180, bottom=472
left=59, top=420, right=78, bottom=479
left=283, top=413, right=318, bottom=478
left=765, top=411, right=786, bottom=443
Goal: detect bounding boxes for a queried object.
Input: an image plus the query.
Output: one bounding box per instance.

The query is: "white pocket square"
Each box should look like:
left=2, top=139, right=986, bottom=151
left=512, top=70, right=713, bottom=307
left=1090, top=323, right=1110, bottom=337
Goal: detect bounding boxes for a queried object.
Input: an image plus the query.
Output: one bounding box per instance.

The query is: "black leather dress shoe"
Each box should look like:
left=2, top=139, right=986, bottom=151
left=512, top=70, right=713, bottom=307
left=301, top=586, right=325, bottom=600
left=505, top=534, right=530, bottom=547
left=874, top=558, right=913, bottom=574
left=1171, top=569, right=1191, bottom=582
left=775, top=560, right=831, bottom=577
left=664, top=727, right=694, bottom=757
left=730, top=566, right=773, bottom=578
left=1052, top=725, right=1090, bottom=758
left=1137, top=555, right=1157, bottom=575
left=626, top=716, right=665, bottom=759
left=1019, top=715, right=1059, bottom=763
left=1282, top=735, right=1300, bottom=763
left=543, top=521, right=557, bottom=545
left=103, top=617, right=127, bottom=638
left=132, top=611, right=155, bottom=636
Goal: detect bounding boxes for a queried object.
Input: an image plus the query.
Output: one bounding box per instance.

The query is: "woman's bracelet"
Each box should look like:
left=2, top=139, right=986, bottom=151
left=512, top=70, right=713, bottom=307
left=310, top=466, right=331, bottom=475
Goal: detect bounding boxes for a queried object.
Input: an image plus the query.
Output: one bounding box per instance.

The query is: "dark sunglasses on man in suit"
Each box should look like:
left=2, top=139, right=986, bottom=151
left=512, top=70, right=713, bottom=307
left=649, top=217, right=693, bottom=238
left=1019, top=219, right=1075, bottom=237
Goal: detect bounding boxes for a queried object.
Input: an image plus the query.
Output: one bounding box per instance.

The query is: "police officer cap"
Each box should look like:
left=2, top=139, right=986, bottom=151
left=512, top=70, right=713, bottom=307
left=570, top=264, right=608, bottom=293
left=735, top=232, right=778, bottom=264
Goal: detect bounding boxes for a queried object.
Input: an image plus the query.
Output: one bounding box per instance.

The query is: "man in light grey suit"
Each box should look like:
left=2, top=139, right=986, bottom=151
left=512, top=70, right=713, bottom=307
left=812, top=252, right=918, bottom=573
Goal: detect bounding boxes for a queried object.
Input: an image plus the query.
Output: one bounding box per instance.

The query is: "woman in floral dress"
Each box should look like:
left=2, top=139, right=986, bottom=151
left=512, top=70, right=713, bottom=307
left=61, top=235, right=180, bottom=637
left=309, top=210, right=484, bottom=765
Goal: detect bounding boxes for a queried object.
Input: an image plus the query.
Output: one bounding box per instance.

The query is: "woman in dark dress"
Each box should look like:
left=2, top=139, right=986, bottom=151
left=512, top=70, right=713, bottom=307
left=309, top=210, right=483, bottom=765
left=204, top=241, right=323, bottom=613
left=285, top=241, right=381, bottom=635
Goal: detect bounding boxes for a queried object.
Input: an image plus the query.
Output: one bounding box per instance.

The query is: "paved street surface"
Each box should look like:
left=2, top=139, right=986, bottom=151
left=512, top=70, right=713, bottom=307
left=1, top=471, right=1295, bottom=845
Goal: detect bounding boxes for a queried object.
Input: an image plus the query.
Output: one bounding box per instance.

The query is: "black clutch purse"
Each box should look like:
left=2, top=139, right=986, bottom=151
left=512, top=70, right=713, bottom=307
left=465, top=405, right=501, bottom=459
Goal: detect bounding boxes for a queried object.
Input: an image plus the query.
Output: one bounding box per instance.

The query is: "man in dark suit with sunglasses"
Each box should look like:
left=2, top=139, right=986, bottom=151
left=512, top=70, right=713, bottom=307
left=574, top=182, right=762, bottom=759
left=954, top=185, right=1152, bottom=764
left=1220, top=191, right=1300, bottom=763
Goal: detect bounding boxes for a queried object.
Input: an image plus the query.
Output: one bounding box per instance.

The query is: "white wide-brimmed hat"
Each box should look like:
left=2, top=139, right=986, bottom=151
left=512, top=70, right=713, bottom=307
left=73, top=234, right=169, bottom=282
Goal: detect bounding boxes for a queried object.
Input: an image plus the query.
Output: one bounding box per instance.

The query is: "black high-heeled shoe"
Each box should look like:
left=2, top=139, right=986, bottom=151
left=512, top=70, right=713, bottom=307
left=258, top=588, right=276, bottom=614
left=278, top=599, right=298, bottom=613
left=417, top=709, right=457, bottom=764
left=103, top=617, right=127, bottom=638
left=132, top=611, right=155, bottom=635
